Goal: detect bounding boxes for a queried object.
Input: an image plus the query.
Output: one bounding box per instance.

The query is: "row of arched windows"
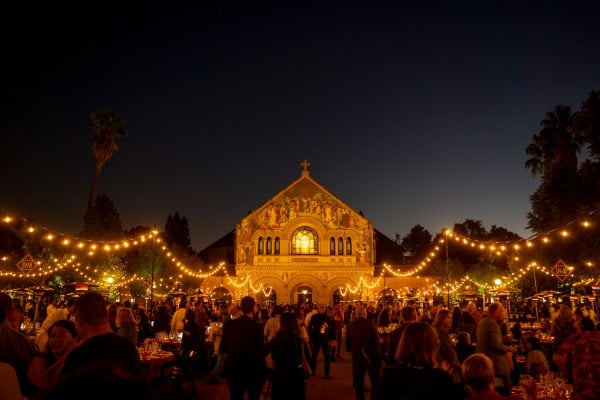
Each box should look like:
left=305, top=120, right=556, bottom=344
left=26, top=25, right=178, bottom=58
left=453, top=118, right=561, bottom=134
left=256, top=229, right=352, bottom=256
left=257, top=236, right=281, bottom=255
left=330, top=237, right=352, bottom=255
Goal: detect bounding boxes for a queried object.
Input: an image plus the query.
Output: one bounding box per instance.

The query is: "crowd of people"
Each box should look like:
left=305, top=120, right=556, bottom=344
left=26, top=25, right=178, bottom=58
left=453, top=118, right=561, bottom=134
left=1, top=291, right=599, bottom=400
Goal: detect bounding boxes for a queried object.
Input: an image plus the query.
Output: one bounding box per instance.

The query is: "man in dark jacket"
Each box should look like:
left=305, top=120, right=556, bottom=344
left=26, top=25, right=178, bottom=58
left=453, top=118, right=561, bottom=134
left=349, top=305, right=381, bottom=400
left=385, top=305, right=417, bottom=365
left=308, top=303, right=335, bottom=378
left=219, top=296, right=265, bottom=400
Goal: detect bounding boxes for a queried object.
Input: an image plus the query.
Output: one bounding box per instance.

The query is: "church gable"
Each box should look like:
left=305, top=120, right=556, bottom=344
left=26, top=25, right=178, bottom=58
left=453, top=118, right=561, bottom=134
left=235, top=164, right=374, bottom=266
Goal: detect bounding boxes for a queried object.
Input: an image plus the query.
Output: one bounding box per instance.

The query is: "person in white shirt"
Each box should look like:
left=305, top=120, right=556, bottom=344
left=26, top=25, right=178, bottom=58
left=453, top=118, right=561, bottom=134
left=264, top=305, right=283, bottom=342
left=171, top=301, right=190, bottom=333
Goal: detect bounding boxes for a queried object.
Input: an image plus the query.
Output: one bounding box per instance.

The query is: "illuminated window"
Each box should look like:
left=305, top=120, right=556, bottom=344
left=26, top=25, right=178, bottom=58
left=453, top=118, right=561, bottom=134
left=338, top=237, right=343, bottom=255
left=266, top=237, right=272, bottom=255
left=258, top=237, right=264, bottom=254
left=330, top=237, right=336, bottom=255
left=346, top=237, right=352, bottom=255
left=291, top=227, right=318, bottom=255
left=274, top=237, right=280, bottom=255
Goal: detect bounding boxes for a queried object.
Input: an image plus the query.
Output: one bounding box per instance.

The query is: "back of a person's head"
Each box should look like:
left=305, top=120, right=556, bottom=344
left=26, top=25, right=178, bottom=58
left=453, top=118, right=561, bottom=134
left=355, top=305, right=367, bottom=318
left=74, top=292, right=108, bottom=325
left=240, top=296, right=256, bottom=314
left=400, top=306, right=416, bottom=323
left=396, top=321, right=438, bottom=367
left=462, top=353, right=495, bottom=392
left=279, top=312, right=299, bottom=336
left=274, top=305, right=284, bottom=315
left=457, top=331, right=471, bottom=345
left=184, top=309, right=195, bottom=321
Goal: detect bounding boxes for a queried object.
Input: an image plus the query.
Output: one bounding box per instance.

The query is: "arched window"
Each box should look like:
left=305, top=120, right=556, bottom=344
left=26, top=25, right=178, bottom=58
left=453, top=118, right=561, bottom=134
left=346, top=237, right=352, bottom=255
left=258, top=237, right=264, bottom=255
left=330, top=237, right=336, bottom=255
left=291, top=226, right=318, bottom=255
left=338, top=237, right=343, bottom=255
left=274, top=237, right=280, bottom=255
left=266, top=237, right=272, bottom=255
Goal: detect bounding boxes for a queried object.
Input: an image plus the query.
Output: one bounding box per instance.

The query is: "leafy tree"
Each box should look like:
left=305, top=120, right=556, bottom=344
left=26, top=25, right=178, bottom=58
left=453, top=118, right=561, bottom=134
left=398, top=225, right=433, bottom=263
left=86, top=108, right=128, bottom=210
left=82, top=195, right=124, bottom=240
left=452, top=219, right=487, bottom=239
left=164, top=212, right=192, bottom=252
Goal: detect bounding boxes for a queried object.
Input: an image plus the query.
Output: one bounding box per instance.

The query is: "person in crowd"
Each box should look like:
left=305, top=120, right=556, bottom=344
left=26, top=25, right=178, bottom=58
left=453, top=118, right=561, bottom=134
left=455, top=331, right=476, bottom=363
left=524, top=336, right=549, bottom=380
left=136, top=308, right=152, bottom=346
left=182, top=308, right=207, bottom=374
left=420, top=308, right=434, bottom=324
left=554, top=330, right=600, bottom=399
left=219, top=296, right=265, bottom=400
left=451, top=306, right=462, bottom=334
left=107, top=303, right=118, bottom=332
left=376, top=304, right=391, bottom=328
left=9, top=300, right=25, bottom=331
left=332, top=302, right=344, bottom=360
left=194, top=300, right=209, bottom=329
left=385, top=305, right=417, bottom=365
left=36, top=298, right=76, bottom=352
left=462, top=353, right=537, bottom=400
left=153, top=305, right=171, bottom=335
left=115, top=307, right=138, bottom=346
left=551, top=304, right=581, bottom=365
left=459, top=302, right=477, bottom=340
left=348, top=305, right=381, bottom=400
left=574, top=308, right=595, bottom=332
left=375, top=321, right=463, bottom=400
left=171, top=301, right=190, bottom=334
left=27, top=319, right=78, bottom=391
left=476, top=302, right=518, bottom=395
left=264, top=312, right=306, bottom=400
left=0, top=362, right=22, bottom=400
left=344, top=304, right=354, bottom=352
left=433, top=309, right=461, bottom=382
left=264, top=305, right=283, bottom=343
left=57, top=292, right=142, bottom=386
left=0, top=293, right=37, bottom=397
left=307, top=304, right=335, bottom=379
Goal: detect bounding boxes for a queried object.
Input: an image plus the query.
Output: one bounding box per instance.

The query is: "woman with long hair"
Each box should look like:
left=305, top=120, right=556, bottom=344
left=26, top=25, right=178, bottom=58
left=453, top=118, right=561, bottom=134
left=433, top=309, right=461, bottom=379
left=264, top=312, right=306, bottom=400
left=115, top=307, right=138, bottom=346
left=375, top=321, right=463, bottom=399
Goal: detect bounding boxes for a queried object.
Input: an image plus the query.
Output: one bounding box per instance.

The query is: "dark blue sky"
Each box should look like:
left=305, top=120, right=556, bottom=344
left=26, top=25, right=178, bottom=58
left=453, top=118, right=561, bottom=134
left=2, top=1, right=599, bottom=250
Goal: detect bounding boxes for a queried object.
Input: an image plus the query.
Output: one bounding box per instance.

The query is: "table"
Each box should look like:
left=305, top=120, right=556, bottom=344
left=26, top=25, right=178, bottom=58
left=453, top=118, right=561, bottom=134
left=139, top=350, right=175, bottom=383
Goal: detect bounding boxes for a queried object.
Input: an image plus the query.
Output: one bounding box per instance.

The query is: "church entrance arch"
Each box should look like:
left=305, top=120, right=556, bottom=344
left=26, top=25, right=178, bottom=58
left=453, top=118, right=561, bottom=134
left=210, top=287, right=232, bottom=305
left=297, top=285, right=313, bottom=305
left=332, top=288, right=344, bottom=304
left=256, top=288, right=277, bottom=307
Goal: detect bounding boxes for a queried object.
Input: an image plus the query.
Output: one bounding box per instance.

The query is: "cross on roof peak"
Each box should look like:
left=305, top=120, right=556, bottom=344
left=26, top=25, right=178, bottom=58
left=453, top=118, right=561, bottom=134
left=300, top=160, right=311, bottom=176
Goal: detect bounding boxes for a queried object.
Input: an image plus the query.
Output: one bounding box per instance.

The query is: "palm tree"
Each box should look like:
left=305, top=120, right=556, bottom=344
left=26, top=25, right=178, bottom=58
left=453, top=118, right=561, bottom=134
left=525, top=105, right=583, bottom=232
left=525, top=105, right=581, bottom=178
left=86, top=108, right=128, bottom=210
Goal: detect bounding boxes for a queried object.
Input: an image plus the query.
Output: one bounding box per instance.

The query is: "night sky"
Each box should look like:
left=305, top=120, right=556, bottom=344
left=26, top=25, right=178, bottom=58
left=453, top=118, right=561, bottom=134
left=2, top=2, right=599, bottom=251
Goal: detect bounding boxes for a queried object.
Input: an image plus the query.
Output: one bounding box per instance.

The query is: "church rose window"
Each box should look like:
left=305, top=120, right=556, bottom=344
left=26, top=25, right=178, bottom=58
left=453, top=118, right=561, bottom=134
left=291, top=227, right=318, bottom=255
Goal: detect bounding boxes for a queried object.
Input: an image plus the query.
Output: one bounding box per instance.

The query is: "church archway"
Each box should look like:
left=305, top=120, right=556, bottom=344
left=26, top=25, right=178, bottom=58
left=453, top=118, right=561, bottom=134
left=210, top=287, right=232, bottom=305
left=297, top=285, right=313, bottom=305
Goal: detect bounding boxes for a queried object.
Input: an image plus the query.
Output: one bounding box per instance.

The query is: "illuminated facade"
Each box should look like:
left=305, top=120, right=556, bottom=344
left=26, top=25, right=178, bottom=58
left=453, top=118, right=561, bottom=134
left=201, top=162, right=426, bottom=305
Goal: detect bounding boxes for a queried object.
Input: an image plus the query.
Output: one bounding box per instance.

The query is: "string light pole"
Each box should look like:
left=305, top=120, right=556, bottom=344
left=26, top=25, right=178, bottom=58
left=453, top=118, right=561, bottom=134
left=149, top=228, right=158, bottom=311
left=445, top=230, right=450, bottom=306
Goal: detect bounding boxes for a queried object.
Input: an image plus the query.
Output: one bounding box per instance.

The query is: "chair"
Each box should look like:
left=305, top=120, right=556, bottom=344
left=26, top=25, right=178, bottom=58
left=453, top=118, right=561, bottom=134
left=158, top=350, right=199, bottom=399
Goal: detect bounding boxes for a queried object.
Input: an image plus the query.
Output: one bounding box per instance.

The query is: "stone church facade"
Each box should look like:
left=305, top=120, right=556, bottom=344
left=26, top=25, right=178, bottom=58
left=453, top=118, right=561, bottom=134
left=200, top=163, right=430, bottom=305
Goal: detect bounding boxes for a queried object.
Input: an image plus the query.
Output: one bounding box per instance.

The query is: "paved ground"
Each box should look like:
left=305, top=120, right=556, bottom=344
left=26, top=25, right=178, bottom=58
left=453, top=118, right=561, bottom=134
left=194, top=352, right=365, bottom=400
